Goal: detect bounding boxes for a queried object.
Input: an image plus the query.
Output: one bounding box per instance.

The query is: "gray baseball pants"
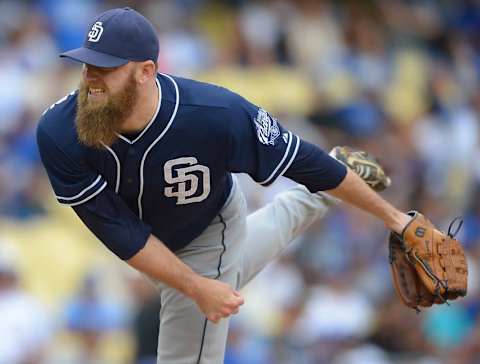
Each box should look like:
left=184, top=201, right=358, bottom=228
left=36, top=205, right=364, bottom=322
left=153, top=177, right=334, bottom=364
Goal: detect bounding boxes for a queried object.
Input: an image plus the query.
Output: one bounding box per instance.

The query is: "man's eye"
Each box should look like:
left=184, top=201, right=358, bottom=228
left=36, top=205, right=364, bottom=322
left=99, top=67, right=115, bottom=73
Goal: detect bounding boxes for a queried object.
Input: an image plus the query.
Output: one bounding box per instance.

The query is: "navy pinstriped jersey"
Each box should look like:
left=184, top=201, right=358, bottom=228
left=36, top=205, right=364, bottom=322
left=37, top=73, right=346, bottom=259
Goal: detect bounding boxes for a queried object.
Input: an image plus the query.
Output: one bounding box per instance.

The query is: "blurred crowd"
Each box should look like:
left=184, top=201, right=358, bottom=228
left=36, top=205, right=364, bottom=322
left=1, top=0, right=480, bottom=363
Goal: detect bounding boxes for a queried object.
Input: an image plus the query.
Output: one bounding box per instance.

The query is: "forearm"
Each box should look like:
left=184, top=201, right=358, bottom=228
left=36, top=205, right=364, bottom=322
left=326, top=168, right=409, bottom=233
left=127, top=234, right=200, bottom=298
left=127, top=233, right=244, bottom=323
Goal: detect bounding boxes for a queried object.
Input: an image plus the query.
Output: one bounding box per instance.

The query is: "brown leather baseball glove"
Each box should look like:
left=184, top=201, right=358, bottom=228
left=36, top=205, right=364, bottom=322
left=389, top=211, right=468, bottom=311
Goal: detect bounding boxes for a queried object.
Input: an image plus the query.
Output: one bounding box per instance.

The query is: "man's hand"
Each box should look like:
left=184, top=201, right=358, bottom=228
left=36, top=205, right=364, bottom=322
left=190, top=276, right=244, bottom=323
left=127, top=235, right=244, bottom=324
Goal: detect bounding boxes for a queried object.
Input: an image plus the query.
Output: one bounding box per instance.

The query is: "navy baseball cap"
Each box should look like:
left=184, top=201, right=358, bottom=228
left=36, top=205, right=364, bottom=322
left=60, top=7, right=159, bottom=68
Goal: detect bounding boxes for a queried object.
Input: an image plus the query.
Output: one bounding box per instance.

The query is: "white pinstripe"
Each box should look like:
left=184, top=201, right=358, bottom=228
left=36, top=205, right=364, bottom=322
left=56, top=175, right=102, bottom=201
left=137, top=74, right=180, bottom=219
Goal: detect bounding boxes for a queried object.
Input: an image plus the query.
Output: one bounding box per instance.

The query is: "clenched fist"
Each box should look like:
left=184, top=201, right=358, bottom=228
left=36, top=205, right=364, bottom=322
left=190, top=276, right=244, bottom=323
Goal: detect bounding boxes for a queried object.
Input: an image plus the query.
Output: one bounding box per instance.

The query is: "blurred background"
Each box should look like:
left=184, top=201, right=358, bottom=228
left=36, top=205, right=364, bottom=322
left=1, top=0, right=480, bottom=363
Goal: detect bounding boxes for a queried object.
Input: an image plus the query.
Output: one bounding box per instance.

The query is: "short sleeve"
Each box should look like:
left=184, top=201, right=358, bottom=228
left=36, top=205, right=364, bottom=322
left=226, top=94, right=300, bottom=186
left=36, top=125, right=107, bottom=206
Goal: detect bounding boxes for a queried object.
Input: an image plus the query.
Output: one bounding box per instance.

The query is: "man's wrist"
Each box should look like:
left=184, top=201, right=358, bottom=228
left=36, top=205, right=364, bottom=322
left=386, top=211, right=411, bottom=234
left=181, top=272, right=203, bottom=300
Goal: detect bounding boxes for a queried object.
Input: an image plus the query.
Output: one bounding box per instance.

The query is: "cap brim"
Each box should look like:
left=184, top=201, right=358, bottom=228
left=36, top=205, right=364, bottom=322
left=60, top=47, right=129, bottom=68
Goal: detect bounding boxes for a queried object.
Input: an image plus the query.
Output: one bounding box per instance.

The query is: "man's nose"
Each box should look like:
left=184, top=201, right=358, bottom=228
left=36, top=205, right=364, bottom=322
left=83, top=64, right=100, bottom=82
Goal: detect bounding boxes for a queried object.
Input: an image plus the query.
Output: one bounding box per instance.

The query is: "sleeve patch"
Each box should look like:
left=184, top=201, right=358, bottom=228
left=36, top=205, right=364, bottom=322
left=254, top=108, right=280, bottom=146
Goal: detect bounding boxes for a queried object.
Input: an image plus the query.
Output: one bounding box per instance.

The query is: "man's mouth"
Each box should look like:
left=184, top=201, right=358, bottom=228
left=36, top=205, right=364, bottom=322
left=88, top=87, right=106, bottom=98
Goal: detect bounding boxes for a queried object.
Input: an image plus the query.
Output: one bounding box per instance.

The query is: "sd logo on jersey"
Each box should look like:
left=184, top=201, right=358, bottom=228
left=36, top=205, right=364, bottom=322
left=164, top=157, right=211, bottom=205
left=254, top=108, right=280, bottom=146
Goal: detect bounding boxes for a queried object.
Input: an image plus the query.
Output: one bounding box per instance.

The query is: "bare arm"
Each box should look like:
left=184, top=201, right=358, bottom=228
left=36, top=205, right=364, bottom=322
left=127, top=234, right=198, bottom=295
left=327, top=168, right=410, bottom=233
left=127, top=234, right=244, bottom=323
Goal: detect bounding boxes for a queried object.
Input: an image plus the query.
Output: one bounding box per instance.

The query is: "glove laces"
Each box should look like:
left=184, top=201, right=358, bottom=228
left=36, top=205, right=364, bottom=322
left=447, top=216, right=463, bottom=238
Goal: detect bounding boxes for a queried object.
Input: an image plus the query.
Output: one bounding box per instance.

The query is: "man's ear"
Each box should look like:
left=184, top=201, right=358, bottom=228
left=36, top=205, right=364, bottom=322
left=137, top=60, right=156, bottom=84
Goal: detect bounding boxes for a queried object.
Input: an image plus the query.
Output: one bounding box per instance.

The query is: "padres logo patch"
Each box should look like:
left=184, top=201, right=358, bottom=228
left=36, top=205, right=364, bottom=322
left=164, top=157, right=210, bottom=205
left=254, top=108, right=280, bottom=146
left=88, top=22, right=104, bottom=42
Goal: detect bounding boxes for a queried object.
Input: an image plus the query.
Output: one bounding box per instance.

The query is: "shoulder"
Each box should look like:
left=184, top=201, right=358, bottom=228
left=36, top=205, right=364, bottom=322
left=36, top=90, right=86, bottom=160
left=167, top=74, right=260, bottom=126
left=37, top=91, right=78, bottom=143
left=163, top=74, right=243, bottom=110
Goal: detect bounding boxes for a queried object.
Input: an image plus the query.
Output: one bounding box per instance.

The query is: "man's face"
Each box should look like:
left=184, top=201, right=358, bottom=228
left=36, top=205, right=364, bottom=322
left=76, top=63, right=138, bottom=148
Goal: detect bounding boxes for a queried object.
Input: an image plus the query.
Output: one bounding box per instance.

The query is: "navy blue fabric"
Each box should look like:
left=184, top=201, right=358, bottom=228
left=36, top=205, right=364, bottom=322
left=61, top=47, right=128, bottom=68
left=60, top=7, right=159, bottom=67
left=283, top=140, right=347, bottom=192
left=224, top=93, right=300, bottom=185
left=36, top=92, right=109, bottom=206
left=73, top=187, right=152, bottom=260
left=37, top=73, right=345, bottom=259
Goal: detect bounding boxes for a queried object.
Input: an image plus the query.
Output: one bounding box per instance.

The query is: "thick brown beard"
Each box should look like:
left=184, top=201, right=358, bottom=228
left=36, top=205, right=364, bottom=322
left=75, top=74, right=138, bottom=148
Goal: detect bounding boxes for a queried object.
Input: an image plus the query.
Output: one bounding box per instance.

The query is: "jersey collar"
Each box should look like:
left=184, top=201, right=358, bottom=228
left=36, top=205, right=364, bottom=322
left=116, top=77, right=162, bottom=145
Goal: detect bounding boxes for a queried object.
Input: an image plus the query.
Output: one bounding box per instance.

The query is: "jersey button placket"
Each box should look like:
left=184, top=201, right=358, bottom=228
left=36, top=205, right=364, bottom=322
left=124, top=148, right=137, bottom=186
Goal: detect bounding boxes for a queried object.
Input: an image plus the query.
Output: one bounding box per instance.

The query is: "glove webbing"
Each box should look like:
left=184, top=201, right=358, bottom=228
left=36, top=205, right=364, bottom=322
left=407, top=249, right=448, bottom=305
left=408, top=216, right=464, bottom=308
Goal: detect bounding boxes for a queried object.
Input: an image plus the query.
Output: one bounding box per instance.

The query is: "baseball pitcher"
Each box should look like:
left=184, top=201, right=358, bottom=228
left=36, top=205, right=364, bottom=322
left=36, top=7, right=466, bottom=364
